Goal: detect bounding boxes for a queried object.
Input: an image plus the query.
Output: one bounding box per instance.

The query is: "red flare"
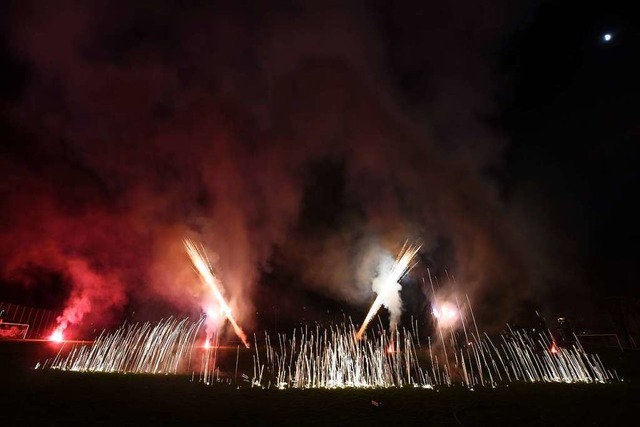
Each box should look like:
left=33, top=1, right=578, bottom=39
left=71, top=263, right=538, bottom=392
left=49, top=328, right=65, bottom=342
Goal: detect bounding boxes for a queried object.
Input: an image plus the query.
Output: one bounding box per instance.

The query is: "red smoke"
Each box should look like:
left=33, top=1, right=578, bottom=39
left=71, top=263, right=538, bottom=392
left=0, top=1, right=551, bottom=336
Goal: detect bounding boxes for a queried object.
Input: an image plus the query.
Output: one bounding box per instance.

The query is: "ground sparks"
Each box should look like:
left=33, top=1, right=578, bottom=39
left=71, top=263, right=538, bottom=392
left=37, top=317, right=203, bottom=374
left=36, top=315, right=615, bottom=389
left=252, top=322, right=614, bottom=389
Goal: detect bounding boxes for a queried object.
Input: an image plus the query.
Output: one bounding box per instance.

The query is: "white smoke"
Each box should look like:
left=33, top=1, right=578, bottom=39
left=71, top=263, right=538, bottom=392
left=370, top=252, right=403, bottom=330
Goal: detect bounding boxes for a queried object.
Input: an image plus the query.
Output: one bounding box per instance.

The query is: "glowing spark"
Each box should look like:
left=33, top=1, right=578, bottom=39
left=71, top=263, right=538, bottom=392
left=603, top=33, right=612, bottom=42
left=184, top=239, right=250, bottom=348
left=36, top=308, right=614, bottom=389
left=386, top=340, right=395, bottom=354
left=253, top=323, right=425, bottom=389
left=432, top=302, right=459, bottom=329
left=251, top=320, right=613, bottom=389
left=36, top=285, right=614, bottom=390
left=357, top=243, right=421, bottom=339
left=49, top=328, right=65, bottom=343
left=39, top=317, right=204, bottom=375
left=251, top=294, right=614, bottom=389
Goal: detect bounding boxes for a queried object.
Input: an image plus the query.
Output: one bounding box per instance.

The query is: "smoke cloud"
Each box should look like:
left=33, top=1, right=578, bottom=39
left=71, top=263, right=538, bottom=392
left=0, top=1, right=549, bottom=335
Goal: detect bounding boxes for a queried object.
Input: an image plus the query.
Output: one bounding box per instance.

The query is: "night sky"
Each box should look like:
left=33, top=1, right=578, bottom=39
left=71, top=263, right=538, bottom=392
left=0, top=1, right=637, bottom=336
left=503, top=2, right=639, bottom=298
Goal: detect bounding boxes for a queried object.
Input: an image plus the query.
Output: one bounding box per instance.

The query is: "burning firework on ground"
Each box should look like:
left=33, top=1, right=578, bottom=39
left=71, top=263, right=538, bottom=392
left=36, top=240, right=617, bottom=391
left=37, top=312, right=614, bottom=389
left=252, top=322, right=428, bottom=389
left=36, top=239, right=251, bottom=381
left=184, top=239, right=250, bottom=349
left=248, top=244, right=614, bottom=389
left=37, top=317, right=204, bottom=374
left=251, top=320, right=614, bottom=389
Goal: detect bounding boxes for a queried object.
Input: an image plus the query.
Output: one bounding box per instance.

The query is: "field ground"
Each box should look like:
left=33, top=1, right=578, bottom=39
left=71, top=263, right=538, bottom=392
left=1, top=340, right=640, bottom=426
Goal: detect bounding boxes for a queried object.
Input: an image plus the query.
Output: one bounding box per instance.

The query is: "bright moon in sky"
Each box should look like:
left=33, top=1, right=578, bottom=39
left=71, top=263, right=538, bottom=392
left=603, top=33, right=612, bottom=42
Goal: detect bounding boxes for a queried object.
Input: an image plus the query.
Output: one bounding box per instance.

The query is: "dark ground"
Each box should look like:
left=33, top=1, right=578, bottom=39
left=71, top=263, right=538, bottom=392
left=1, top=340, right=640, bottom=426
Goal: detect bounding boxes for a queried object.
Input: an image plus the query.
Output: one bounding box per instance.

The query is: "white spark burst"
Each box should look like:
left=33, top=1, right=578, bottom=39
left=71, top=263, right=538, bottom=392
left=357, top=243, right=421, bottom=339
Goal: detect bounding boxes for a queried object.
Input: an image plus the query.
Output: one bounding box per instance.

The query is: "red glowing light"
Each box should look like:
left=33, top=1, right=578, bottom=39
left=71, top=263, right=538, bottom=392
left=204, top=339, right=211, bottom=350
left=49, top=329, right=64, bottom=342
left=550, top=342, right=559, bottom=354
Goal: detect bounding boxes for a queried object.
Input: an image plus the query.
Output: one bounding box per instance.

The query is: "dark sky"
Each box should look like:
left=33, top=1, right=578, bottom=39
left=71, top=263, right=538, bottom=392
left=499, top=1, right=639, bottom=298
left=0, top=1, right=637, bottom=334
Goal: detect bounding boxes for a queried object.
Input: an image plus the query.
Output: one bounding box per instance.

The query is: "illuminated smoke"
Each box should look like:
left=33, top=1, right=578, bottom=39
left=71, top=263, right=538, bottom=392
left=50, top=258, right=126, bottom=339
left=1, top=2, right=558, bottom=333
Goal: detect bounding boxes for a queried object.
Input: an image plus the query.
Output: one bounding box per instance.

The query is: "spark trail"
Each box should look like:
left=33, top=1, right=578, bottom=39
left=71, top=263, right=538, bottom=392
left=184, top=239, right=250, bottom=348
left=252, top=322, right=614, bottom=389
left=38, top=317, right=203, bottom=374
left=356, top=243, right=421, bottom=339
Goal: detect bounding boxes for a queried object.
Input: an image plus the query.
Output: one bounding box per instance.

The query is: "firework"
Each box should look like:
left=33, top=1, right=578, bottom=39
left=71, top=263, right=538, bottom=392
left=37, top=314, right=614, bottom=389
left=251, top=320, right=613, bottom=389
left=49, top=328, right=65, bottom=343
left=35, top=236, right=616, bottom=391
left=38, top=317, right=203, bottom=374
left=252, top=322, right=429, bottom=389
left=356, top=243, right=421, bottom=339
left=184, top=239, right=250, bottom=348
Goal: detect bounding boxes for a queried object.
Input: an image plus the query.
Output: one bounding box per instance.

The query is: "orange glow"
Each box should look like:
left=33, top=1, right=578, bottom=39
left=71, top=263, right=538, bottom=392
left=386, top=341, right=395, bottom=354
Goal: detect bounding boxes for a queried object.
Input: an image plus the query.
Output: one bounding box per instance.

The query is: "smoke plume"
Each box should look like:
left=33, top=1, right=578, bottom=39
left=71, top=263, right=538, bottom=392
left=0, top=1, right=549, bottom=335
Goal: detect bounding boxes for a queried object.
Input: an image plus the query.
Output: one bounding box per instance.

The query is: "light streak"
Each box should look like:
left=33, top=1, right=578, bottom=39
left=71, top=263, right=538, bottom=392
left=356, top=243, right=421, bottom=339
left=184, top=239, right=250, bottom=348
left=37, top=313, right=615, bottom=389
left=253, top=322, right=428, bottom=389
left=38, top=317, right=204, bottom=375
left=35, top=248, right=616, bottom=391
left=251, top=320, right=613, bottom=389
